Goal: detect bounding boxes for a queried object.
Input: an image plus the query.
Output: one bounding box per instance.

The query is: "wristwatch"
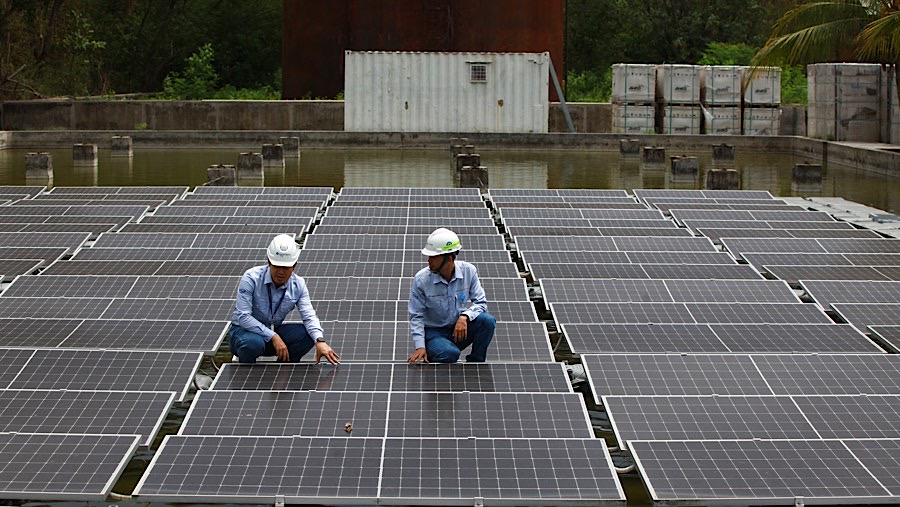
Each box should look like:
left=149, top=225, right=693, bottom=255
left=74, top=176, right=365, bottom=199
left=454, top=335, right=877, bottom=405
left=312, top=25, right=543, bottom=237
left=315, top=337, right=327, bottom=343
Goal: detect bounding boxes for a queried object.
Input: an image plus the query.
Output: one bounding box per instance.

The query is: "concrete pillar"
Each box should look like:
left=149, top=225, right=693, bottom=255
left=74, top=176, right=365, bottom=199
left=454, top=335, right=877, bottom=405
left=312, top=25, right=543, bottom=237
left=792, top=163, right=823, bottom=184
left=459, top=166, right=489, bottom=188
left=207, top=165, right=236, bottom=186
left=261, top=144, right=284, bottom=167
left=462, top=145, right=475, bottom=155
left=237, top=152, right=263, bottom=179
left=455, top=153, right=481, bottom=172
left=706, top=168, right=741, bottom=190
left=712, top=143, right=735, bottom=161
left=73, top=143, right=98, bottom=166
left=111, top=136, right=133, bottom=157
left=619, top=139, right=642, bottom=156
left=279, top=137, right=300, bottom=158
left=25, top=152, right=53, bottom=180
left=670, top=156, right=699, bottom=176
left=641, top=146, right=666, bottom=164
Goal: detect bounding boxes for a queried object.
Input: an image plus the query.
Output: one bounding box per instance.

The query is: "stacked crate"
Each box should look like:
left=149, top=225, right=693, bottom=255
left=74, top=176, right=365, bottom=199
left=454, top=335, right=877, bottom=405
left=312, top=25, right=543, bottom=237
left=656, top=64, right=702, bottom=134
left=808, top=63, right=882, bottom=142
left=611, top=64, right=656, bottom=134
left=700, top=66, right=743, bottom=135
left=742, top=67, right=781, bottom=135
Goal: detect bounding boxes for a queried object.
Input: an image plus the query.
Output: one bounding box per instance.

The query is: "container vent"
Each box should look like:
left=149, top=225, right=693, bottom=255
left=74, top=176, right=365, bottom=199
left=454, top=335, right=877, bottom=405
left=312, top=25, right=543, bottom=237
left=470, top=64, right=488, bottom=83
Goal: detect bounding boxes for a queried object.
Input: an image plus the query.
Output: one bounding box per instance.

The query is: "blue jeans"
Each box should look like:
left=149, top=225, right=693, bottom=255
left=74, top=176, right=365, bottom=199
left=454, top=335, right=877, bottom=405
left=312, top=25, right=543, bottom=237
left=228, top=323, right=315, bottom=363
left=425, top=312, right=496, bottom=363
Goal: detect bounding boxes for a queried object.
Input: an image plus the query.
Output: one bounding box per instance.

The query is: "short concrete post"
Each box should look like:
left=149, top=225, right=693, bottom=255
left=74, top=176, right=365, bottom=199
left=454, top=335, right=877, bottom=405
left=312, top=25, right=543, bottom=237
left=261, top=144, right=284, bottom=167
left=670, top=156, right=699, bottom=176
left=641, top=146, right=666, bottom=164
left=619, top=139, right=642, bottom=156
left=792, top=163, right=823, bottom=184
left=73, top=143, right=98, bottom=166
left=455, top=153, right=481, bottom=172
left=462, top=145, right=475, bottom=155
left=25, top=152, right=53, bottom=180
left=459, top=166, right=489, bottom=188
left=237, top=152, right=264, bottom=179
left=706, top=168, right=741, bottom=190
left=207, top=164, right=236, bottom=186
left=279, top=137, right=300, bottom=158
left=712, top=143, right=735, bottom=161
left=450, top=144, right=464, bottom=160
left=111, top=136, right=133, bottom=157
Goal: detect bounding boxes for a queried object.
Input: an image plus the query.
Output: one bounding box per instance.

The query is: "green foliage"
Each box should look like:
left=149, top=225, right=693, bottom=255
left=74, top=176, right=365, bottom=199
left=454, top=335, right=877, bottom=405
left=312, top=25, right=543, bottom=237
left=699, top=43, right=757, bottom=65
left=162, top=44, right=218, bottom=99
left=212, top=85, right=280, bottom=100
left=781, top=65, right=808, bottom=105
left=565, top=70, right=611, bottom=102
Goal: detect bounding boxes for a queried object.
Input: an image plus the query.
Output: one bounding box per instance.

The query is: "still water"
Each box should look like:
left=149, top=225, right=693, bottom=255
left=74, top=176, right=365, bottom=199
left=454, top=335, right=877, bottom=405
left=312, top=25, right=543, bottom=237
left=0, top=147, right=897, bottom=212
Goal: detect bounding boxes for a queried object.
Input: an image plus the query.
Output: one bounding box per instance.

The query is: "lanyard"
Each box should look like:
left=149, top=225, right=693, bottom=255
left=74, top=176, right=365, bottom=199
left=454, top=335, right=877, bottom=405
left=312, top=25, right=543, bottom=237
left=266, top=274, right=288, bottom=327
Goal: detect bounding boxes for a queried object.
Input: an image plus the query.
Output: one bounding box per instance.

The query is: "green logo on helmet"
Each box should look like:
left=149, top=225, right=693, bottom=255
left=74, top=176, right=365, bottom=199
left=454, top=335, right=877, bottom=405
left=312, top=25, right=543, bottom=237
left=441, top=240, right=460, bottom=251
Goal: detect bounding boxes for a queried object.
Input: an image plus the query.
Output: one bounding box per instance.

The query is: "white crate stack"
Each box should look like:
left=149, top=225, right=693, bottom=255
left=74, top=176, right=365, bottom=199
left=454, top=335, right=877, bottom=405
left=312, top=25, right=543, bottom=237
left=808, top=63, right=883, bottom=142
left=657, top=64, right=701, bottom=134
left=611, top=64, right=657, bottom=134
left=742, top=66, right=782, bottom=135
left=700, top=66, right=743, bottom=135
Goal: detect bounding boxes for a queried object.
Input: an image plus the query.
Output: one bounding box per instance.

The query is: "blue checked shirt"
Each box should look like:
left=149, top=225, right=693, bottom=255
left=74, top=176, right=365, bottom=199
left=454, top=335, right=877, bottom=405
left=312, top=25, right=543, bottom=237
left=231, top=265, right=324, bottom=342
left=408, top=260, right=488, bottom=349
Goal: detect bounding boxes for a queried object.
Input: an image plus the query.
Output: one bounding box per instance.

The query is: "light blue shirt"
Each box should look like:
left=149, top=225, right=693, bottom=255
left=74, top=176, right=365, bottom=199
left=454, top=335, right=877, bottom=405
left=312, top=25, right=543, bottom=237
left=408, top=260, right=488, bottom=349
left=231, top=265, right=324, bottom=342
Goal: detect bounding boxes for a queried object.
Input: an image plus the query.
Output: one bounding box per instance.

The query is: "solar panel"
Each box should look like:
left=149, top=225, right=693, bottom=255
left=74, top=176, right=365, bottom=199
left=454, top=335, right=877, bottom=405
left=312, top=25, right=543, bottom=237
left=314, top=300, right=399, bottom=321
left=520, top=251, right=631, bottom=266
left=48, top=186, right=188, bottom=195
left=306, top=277, right=403, bottom=300
left=153, top=205, right=317, bottom=218
left=314, top=224, right=498, bottom=236
left=506, top=226, right=605, bottom=237
left=191, top=186, right=332, bottom=196
left=664, top=279, right=798, bottom=302
left=0, top=247, right=67, bottom=262
left=743, top=252, right=852, bottom=267
left=17, top=223, right=120, bottom=235
left=304, top=234, right=504, bottom=251
left=612, top=236, right=717, bottom=252
left=0, top=390, right=174, bottom=446
left=0, top=231, right=89, bottom=250
left=551, top=302, right=696, bottom=325
left=0, top=259, right=42, bottom=280
left=295, top=262, right=405, bottom=277
left=0, top=432, right=141, bottom=501
left=0, top=205, right=149, bottom=218
left=582, top=354, right=770, bottom=399
left=627, top=251, right=737, bottom=264
left=0, top=297, right=111, bottom=319
left=596, top=227, right=692, bottom=237
left=296, top=249, right=510, bottom=263
left=13, top=198, right=168, bottom=208
left=844, top=439, right=900, bottom=495
left=484, top=301, right=538, bottom=321
left=0, top=319, right=83, bottom=347
left=682, top=219, right=855, bottom=232
left=801, top=280, right=900, bottom=309
left=634, top=189, right=774, bottom=200
left=542, top=279, right=669, bottom=303
left=766, top=265, right=892, bottom=284
left=869, top=325, right=900, bottom=353
left=710, top=323, right=884, bottom=353
left=92, top=232, right=276, bottom=249
left=174, top=199, right=326, bottom=208
left=7, top=349, right=202, bottom=400
left=685, top=302, right=832, bottom=324
left=63, top=320, right=228, bottom=353
left=0, top=185, right=45, bottom=197
left=126, top=275, right=240, bottom=299
left=320, top=216, right=495, bottom=227
left=722, top=237, right=826, bottom=258
left=604, top=395, right=818, bottom=447
left=0, top=349, right=34, bottom=386
left=630, top=439, right=890, bottom=504
left=322, top=321, right=398, bottom=361
left=561, top=323, right=728, bottom=353
left=3, top=275, right=138, bottom=298
left=514, top=236, right=617, bottom=252
left=41, top=260, right=165, bottom=276
left=211, top=363, right=571, bottom=392
left=644, top=264, right=763, bottom=279
left=154, top=260, right=258, bottom=276
left=181, top=390, right=390, bottom=437
left=327, top=206, right=490, bottom=218
left=833, top=303, right=900, bottom=331
left=752, top=353, right=900, bottom=394
left=843, top=253, right=900, bottom=265
left=102, top=298, right=232, bottom=320
left=793, top=395, right=900, bottom=438
left=671, top=209, right=836, bottom=223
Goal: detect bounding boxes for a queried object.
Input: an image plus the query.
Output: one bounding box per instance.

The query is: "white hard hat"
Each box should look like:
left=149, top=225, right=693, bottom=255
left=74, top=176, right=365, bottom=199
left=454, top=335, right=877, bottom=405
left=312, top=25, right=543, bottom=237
left=266, top=234, right=300, bottom=267
left=421, top=228, right=461, bottom=256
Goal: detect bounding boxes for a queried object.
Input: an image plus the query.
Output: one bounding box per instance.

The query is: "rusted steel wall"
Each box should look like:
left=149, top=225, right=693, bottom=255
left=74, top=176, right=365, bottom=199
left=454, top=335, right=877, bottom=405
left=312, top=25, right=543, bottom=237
left=283, top=0, right=564, bottom=100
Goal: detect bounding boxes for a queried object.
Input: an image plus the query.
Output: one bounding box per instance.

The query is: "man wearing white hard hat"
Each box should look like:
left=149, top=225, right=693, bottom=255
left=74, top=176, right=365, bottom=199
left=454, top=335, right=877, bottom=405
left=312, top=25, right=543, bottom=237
left=229, top=234, right=340, bottom=364
left=408, top=228, right=496, bottom=364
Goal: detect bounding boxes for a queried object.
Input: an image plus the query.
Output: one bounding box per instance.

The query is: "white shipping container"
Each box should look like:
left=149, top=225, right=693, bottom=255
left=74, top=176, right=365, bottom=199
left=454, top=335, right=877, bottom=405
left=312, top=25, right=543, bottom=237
left=656, top=64, right=701, bottom=104
left=704, top=106, right=741, bottom=135
left=612, top=104, right=655, bottom=134
left=700, top=66, right=743, bottom=105
left=344, top=51, right=549, bottom=133
left=743, top=107, right=780, bottom=135
left=611, top=64, right=656, bottom=103
left=743, top=67, right=782, bottom=105
left=659, top=105, right=701, bottom=134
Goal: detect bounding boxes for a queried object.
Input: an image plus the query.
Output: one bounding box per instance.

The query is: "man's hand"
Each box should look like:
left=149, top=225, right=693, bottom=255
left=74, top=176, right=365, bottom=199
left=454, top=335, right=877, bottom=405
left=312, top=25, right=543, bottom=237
left=271, top=334, right=290, bottom=362
left=453, top=315, right=468, bottom=342
left=315, top=341, right=341, bottom=365
left=408, top=347, right=428, bottom=364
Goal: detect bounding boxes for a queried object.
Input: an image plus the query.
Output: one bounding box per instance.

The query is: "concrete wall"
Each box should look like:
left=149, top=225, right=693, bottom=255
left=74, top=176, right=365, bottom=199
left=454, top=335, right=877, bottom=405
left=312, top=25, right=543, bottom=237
left=1, top=99, right=804, bottom=135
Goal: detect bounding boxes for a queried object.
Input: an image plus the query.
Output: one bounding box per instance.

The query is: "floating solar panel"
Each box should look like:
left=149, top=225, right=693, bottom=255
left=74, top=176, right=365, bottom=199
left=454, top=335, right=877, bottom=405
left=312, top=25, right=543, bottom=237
left=793, top=395, right=900, bottom=438
left=596, top=227, right=692, bottom=237
left=59, top=320, right=228, bottom=353
left=520, top=251, right=631, bottom=266
left=515, top=236, right=619, bottom=252
left=7, top=349, right=202, bottom=400
left=340, top=187, right=478, bottom=197
left=323, top=321, right=399, bottom=361
left=551, top=302, right=696, bottom=325
left=314, top=224, right=498, bottom=236
left=639, top=264, right=761, bottom=279
left=315, top=300, right=399, bottom=321
left=103, top=298, right=232, bottom=321
left=3, top=274, right=137, bottom=298
left=139, top=215, right=311, bottom=225
left=174, top=199, right=326, bottom=208
left=0, top=319, right=84, bottom=348
left=685, top=302, right=832, bottom=324
left=154, top=260, right=258, bottom=276
left=833, top=303, right=900, bottom=331
left=41, top=260, right=165, bottom=276
left=0, top=231, right=89, bottom=251
left=710, top=323, right=884, bottom=353
left=327, top=206, right=490, bottom=219
left=752, top=353, right=900, bottom=394
left=743, top=252, right=852, bottom=267
left=493, top=189, right=628, bottom=197
left=181, top=390, right=390, bottom=437
left=0, top=259, right=42, bottom=280
left=13, top=198, right=168, bottom=208
left=304, top=233, right=504, bottom=251
left=0, top=390, right=174, bottom=446
left=154, top=205, right=317, bottom=218
left=611, top=236, right=717, bottom=252
left=869, top=325, right=900, bottom=353
left=333, top=199, right=487, bottom=208
left=530, top=263, right=649, bottom=280
left=788, top=229, right=882, bottom=239
left=0, top=432, right=141, bottom=501
left=125, top=275, right=240, bottom=299
left=682, top=219, right=855, bottom=232
left=191, top=186, right=332, bottom=196
left=0, top=297, right=112, bottom=319
left=604, top=395, right=818, bottom=447
left=484, top=301, right=538, bottom=321
left=305, top=277, right=403, bottom=300
left=697, top=227, right=805, bottom=241
left=671, top=209, right=836, bottom=223
left=212, top=363, right=571, bottom=392
left=0, top=185, right=45, bottom=197
left=630, top=439, right=890, bottom=504
left=801, top=280, right=900, bottom=309
left=628, top=251, right=736, bottom=264
left=722, top=237, right=826, bottom=258
left=561, top=323, right=728, bottom=354
left=582, top=354, right=770, bottom=399
left=541, top=279, right=797, bottom=303
left=297, top=248, right=509, bottom=264
left=123, top=223, right=305, bottom=235
left=767, top=265, right=892, bottom=284
left=843, top=253, right=900, bottom=265
left=635, top=189, right=774, bottom=200
left=320, top=216, right=495, bottom=227
left=844, top=439, right=900, bottom=496
left=296, top=262, right=405, bottom=277
left=505, top=226, right=605, bottom=237
left=17, top=223, right=120, bottom=235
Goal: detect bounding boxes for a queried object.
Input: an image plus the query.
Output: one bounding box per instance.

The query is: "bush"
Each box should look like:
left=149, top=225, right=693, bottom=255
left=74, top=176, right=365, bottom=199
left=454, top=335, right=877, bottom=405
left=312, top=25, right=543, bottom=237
left=162, top=43, right=218, bottom=99
left=566, top=69, right=611, bottom=102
